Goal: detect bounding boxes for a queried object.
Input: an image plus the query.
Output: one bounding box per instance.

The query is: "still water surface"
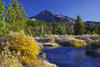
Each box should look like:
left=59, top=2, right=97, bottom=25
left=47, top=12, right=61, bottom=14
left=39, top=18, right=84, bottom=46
left=43, top=47, right=100, bottom=67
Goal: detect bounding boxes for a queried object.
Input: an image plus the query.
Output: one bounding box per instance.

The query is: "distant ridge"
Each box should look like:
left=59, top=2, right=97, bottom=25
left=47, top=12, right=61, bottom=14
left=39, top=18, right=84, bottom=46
left=84, top=21, right=100, bottom=24
left=29, top=10, right=76, bottom=23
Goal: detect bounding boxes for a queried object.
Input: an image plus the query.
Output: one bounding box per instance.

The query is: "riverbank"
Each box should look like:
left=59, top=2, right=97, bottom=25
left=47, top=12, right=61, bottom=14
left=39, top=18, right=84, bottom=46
left=35, top=34, right=100, bottom=47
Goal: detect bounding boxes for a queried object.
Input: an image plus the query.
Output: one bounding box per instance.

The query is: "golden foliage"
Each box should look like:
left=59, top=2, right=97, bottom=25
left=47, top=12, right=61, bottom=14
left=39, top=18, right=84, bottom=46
left=0, top=47, right=22, bottom=67
left=86, top=38, right=93, bottom=43
left=47, top=37, right=55, bottom=43
left=44, top=35, right=60, bottom=43
left=52, top=44, right=59, bottom=47
left=0, top=30, right=40, bottom=59
left=70, top=39, right=86, bottom=47
left=21, top=56, right=44, bottom=67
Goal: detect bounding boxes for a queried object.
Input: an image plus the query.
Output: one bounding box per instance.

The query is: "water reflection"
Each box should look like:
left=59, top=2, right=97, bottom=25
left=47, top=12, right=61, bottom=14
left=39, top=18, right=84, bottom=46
left=43, top=47, right=100, bottom=67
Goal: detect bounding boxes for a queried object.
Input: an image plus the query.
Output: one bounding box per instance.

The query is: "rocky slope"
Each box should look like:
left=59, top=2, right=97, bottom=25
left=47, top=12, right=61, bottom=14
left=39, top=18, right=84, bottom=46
left=29, top=10, right=75, bottom=23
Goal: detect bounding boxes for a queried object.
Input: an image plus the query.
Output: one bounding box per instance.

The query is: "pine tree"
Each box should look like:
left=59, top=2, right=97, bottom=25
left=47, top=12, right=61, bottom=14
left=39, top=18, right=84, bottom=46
left=27, top=28, right=32, bottom=36
left=87, top=30, right=91, bottom=34
left=52, top=22, right=58, bottom=34
left=6, top=0, right=16, bottom=23
left=0, top=21, right=6, bottom=36
left=6, top=0, right=28, bottom=22
left=6, top=0, right=28, bottom=32
left=19, top=3, right=28, bottom=21
left=74, top=15, right=84, bottom=35
left=0, top=0, right=5, bottom=21
left=57, top=27, right=65, bottom=35
left=94, top=26, right=98, bottom=34
left=15, top=0, right=21, bottom=20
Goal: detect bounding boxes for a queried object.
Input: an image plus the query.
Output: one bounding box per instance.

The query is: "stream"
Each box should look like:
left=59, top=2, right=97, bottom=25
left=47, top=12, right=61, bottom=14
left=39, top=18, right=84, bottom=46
left=43, top=47, right=100, bottom=67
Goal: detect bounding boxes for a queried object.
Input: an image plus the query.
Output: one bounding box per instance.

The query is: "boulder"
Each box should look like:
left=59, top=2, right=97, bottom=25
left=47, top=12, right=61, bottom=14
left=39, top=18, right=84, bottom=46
left=85, top=40, right=100, bottom=56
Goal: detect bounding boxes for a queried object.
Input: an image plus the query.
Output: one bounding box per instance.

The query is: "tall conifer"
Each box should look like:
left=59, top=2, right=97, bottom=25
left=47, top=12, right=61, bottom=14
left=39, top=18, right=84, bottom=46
left=74, top=15, right=84, bottom=35
left=0, top=0, right=5, bottom=21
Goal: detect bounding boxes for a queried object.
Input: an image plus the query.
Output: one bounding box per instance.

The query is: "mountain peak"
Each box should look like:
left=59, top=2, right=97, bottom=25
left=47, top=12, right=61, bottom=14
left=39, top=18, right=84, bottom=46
left=29, top=10, right=56, bottom=21
left=29, top=10, right=75, bottom=23
left=40, top=10, right=55, bottom=16
left=42, top=10, right=50, bottom=13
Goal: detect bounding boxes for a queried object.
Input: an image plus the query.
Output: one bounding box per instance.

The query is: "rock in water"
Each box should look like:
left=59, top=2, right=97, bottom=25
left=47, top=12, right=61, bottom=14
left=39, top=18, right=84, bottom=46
left=85, top=40, right=100, bottom=56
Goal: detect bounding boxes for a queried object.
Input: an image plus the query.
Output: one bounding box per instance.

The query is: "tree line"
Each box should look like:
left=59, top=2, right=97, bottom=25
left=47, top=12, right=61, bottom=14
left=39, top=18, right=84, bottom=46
left=26, top=20, right=73, bottom=36
left=0, top=0, right=100, bottom=37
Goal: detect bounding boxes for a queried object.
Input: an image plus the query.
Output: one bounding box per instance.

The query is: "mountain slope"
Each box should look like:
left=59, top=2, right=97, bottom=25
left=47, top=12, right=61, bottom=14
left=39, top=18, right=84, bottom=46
left=29, top=10, right=76, bottom=23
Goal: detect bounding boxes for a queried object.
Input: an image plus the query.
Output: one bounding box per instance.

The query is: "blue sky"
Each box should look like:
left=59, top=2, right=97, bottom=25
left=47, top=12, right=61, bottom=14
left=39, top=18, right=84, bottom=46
left=2, top=0, right=100, bottom=21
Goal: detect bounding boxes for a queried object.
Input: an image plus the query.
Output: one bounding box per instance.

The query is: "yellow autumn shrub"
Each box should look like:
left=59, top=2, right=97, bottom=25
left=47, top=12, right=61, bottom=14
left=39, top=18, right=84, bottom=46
left=21, top=56, right=44, bottom=67
left=86, top=38, right=93, bottom=43
left=52, top=44, right=59, bottom=47
left=44, top=35, right=57, bottom=43
left=0, top=47, right=22, bottom=67
left=70, top=39, right=86, bottom=47
left=0, top=30, right=40, bottom=59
